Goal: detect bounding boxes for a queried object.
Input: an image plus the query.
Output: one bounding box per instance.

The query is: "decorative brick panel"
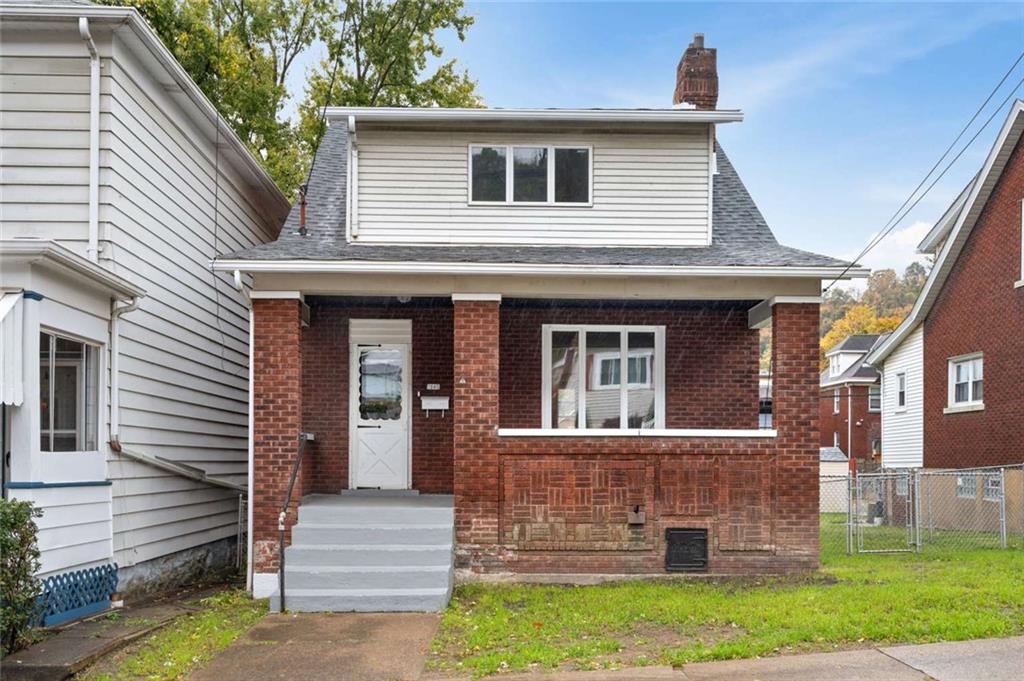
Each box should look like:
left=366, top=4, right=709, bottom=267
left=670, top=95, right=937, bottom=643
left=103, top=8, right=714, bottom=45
left=252, top=298, right=303, bottom=573
left=923, top=138, right=1024, bottom=469
left=502, top=458, right=653, bottom=550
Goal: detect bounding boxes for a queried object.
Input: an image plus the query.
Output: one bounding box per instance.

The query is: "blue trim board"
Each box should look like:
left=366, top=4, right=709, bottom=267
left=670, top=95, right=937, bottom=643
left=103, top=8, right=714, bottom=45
left=5, top=480, right=112, bottom=489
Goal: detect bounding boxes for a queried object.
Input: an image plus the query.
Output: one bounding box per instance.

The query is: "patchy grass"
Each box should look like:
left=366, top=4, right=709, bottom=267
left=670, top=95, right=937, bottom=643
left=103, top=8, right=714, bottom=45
left=78, top=590, right=266, bottom=681
left=428, top=549, right=1024, bottom=678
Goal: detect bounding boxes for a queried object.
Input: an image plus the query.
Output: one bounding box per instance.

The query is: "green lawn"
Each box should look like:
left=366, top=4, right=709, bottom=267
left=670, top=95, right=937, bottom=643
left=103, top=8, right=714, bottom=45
left=428, top=547, right=1024, bottom=678
left=78, top=590, right=266, bottom=681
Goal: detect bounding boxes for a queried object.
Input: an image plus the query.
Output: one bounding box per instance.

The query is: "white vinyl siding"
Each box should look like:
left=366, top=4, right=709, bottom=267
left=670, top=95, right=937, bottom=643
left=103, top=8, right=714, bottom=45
left=103, top=45, right=278, bottom=568
left=353, top=127, right=712, bottom=246
left=880, top=326, right=924, bottom=469
left=2, top=22, right=284, bottom=575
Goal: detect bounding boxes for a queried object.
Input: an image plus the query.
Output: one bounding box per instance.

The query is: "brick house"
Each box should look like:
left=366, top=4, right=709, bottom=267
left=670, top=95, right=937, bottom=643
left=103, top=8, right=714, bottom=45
left=819, top=334, right=884, bottom=467
left=867, top=100, right=1024, bottom=471
left=215, top=36, right=865, bottom=611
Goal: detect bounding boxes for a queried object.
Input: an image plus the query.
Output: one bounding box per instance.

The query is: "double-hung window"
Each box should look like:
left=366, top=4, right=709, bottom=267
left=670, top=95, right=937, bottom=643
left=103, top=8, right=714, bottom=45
left=39, top=331, right=99, bottom=452
left=868, top=385, right=881, bottom=412
left=956, top=473, right=976, bottom=499
left=833, top=388, right=840, bottom=414
left=470, top=145, right=591, bottom=205
left=542, top=325, right=665, bottom=430
left=947, top=354, right=983, bottom=409
left=895, top=373, right=906, bottom=410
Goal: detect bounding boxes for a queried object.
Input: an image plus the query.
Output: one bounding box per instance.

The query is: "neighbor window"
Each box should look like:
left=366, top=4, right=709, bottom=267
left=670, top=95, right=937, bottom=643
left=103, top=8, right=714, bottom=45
left=543, top=325, right=664, bottom=430
left=984, top=473, right=1002, bottom=502
left=895, top=475, right=908, bottom=497
left=868, top=385, right=881, bottom=412
left=39, top=332, right=99, bottom=452
left=956, top=474, right=976, bottom=499
left=833, top=388, right=840, bottom=414
left=948, top=354, right=983, bottom=408
left=470, top=144, right=591, bottom=204
left=833, top=431, right=840, bottom=448
left=895, top=373, right=906, bottom=409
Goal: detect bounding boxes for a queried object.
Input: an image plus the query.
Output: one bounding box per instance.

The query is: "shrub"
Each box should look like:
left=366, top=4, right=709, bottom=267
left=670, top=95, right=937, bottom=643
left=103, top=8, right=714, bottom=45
left=1, top=498, right=42, bottom=655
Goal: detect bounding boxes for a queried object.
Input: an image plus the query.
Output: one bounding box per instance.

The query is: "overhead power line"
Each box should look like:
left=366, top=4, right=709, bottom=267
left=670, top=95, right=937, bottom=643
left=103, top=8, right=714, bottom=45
left=824, top=50, right=1024, bottom=292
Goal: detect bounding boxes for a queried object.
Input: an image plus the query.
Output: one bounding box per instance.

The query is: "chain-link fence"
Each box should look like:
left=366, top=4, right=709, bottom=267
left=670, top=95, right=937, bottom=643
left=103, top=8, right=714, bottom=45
left=820, top=464, right=1024, bottom=558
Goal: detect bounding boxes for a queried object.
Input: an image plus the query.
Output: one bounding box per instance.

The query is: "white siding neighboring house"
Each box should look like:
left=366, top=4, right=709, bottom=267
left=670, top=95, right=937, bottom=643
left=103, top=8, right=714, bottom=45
left=875, top=327, right=924, bottom=468
left=0, top=0, right=289, bottom=604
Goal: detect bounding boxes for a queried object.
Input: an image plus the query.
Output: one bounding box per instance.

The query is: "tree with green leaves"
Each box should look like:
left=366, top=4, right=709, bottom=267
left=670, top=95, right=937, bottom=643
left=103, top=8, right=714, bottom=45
left=297, top=0, right=482, bottom=154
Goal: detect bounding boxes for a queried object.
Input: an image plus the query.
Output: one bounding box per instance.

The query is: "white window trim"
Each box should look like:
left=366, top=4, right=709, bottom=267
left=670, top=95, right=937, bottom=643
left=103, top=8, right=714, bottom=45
left=468, top=143, right=594, bottom=206
left=541, top=324, right=665, bottom=431
left=1017, top=198, right=1023, bottom=287
left=833, top=431, right=840, bottom=447
left=868, top=385, right=882, bottom=413
left=833, top=388, right=840, bottom=414
left=945, top=352, right=984, bottom=412
left=894, top=372, right=907, bottom=413
left=38, top=328, right=102, bottom=455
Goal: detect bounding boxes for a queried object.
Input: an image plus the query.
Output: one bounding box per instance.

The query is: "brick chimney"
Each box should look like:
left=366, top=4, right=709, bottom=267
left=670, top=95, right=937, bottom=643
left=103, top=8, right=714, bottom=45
left=673, top=33, right=718, bottom=110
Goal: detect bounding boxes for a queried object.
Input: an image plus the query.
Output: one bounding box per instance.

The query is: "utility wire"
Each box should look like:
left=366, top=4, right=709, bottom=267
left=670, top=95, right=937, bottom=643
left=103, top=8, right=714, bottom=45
left=823, top=50, right=1024, bottom=292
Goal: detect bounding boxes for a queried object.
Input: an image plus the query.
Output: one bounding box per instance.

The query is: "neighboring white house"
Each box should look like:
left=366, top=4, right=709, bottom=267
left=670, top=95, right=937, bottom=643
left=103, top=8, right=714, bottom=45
left=0, top=0, right=289, bottom=614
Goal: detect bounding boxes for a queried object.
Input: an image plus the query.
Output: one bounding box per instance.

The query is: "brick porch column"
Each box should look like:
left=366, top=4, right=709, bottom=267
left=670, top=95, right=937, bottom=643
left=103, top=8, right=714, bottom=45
left=772, top=302, right=821, bottom=566
left=251, top=297, right=304, bottom=582
left=452, top=295, right=502, bottom=564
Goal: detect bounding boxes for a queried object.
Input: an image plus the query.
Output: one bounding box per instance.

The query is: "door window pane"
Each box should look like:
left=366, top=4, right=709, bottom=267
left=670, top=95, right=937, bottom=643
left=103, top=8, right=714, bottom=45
left=359, top=348, right=403, bottom=420
left=550, top=331, right=580, bottom=428
left=39, top=332, right=98, bottom=452
left=584, top=331, right=620, bottom=429
left=471, top=146, right=506, bottom=202
left=513, top=147, right=547, bottom=202
left=627, top=332, right=656, bottom=429
left=554, top=148, right=589, bottom=203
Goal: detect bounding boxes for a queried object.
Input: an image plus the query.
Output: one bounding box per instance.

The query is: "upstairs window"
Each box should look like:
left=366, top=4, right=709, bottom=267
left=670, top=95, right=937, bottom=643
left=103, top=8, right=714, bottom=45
left=868, top=385, right=881, bottom=412
left=833, top=388, right=840, bottom=414
left=895, top=373, right=906, bottom=410
left=470, top=144, right=591, bottom=205
left=39, top=332, right=99, bottom=452
left=948, top=354, right=983, bottom=408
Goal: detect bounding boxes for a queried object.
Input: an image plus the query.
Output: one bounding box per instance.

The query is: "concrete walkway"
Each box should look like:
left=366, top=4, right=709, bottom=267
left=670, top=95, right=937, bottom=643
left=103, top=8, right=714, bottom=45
left=190, top=613, right=440, bottom=681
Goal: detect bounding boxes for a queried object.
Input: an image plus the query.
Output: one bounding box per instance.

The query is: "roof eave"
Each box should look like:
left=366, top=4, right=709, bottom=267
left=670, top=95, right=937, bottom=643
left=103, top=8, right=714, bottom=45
left=326, top=106, right=744, bottom=125
left=212, top=258, right=868, bottom=279
left=1, top=240, right=146, bottom=299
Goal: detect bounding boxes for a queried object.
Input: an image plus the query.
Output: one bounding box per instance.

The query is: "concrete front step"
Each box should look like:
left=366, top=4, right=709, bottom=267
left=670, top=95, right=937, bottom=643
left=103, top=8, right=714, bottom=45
left=340, top=489, right=420, bottom=497
left=291, top=523, right=454, bottom=546
left=286, top=544, right=453, bottom=567
left=298, top=502, right=453, bottom=525
left=270, top=587, right=451, bottom=613
left=284, top=564, right=453, bottom=590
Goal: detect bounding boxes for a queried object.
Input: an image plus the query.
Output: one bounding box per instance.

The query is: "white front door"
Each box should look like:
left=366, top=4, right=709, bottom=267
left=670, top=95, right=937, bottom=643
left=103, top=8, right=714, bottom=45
left=350, top=343, right=410, bottom=489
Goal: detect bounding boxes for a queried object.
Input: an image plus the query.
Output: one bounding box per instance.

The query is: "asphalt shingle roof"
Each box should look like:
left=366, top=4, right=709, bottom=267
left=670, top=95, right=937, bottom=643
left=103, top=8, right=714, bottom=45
left=225, top=123, right=849, bottom=268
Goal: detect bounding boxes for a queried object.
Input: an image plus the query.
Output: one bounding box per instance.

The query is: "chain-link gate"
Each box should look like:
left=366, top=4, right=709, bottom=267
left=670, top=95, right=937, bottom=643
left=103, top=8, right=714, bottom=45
left=851, top=471, right=919, bottom=554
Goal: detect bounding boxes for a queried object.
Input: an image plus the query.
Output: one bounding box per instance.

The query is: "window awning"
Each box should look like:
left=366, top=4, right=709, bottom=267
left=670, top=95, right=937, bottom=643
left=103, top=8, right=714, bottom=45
left=0, top=292, right=24, bottom=406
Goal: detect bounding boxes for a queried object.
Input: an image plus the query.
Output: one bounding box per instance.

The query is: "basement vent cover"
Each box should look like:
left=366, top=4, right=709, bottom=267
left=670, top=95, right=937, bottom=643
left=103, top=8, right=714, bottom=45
left=665, top=528, right=708, bottom=572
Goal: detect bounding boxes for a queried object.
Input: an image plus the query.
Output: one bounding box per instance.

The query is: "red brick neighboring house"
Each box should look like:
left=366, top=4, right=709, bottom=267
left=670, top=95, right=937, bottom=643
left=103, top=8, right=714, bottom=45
left=819, top=334, right=884, bottom=468
left=216, top=36, right=865, bottom=610
left=867, top=100, right=1024, bottom=471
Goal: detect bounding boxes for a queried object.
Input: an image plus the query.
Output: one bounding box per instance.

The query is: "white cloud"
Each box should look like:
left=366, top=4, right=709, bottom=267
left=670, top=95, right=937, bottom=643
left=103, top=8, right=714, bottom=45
left=836, top=220, right=932, bottom=293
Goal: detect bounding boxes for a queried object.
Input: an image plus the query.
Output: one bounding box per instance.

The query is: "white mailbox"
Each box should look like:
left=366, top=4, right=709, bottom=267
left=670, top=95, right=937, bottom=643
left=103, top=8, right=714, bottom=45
left=420, top=395, right=450, bottom=413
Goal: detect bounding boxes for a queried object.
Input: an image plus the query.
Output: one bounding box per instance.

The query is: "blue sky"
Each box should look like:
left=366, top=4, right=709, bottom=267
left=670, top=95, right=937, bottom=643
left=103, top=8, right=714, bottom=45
left=287, top=2, right=1024, bottom=281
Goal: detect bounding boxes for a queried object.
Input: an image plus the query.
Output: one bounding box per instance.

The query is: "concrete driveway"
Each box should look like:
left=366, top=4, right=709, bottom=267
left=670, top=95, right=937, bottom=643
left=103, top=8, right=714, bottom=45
left=190, top=612, right=439, bottom=681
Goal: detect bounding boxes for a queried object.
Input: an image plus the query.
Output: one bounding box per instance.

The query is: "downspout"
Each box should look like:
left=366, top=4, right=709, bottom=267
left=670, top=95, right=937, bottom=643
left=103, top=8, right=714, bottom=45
left=108, top=297, right=140, bottom=450
left=234, top=270, right=254, bottom=592
left=347, top=115, right=359, bottom=238
left=79, top=18, right=100, bottom=263
left=847, top=385, right=854, bottom=467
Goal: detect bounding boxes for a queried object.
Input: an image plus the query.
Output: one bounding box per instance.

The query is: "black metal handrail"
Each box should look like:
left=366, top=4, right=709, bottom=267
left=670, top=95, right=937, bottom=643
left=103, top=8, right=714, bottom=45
left=278, top=431, right=314, bottom=612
